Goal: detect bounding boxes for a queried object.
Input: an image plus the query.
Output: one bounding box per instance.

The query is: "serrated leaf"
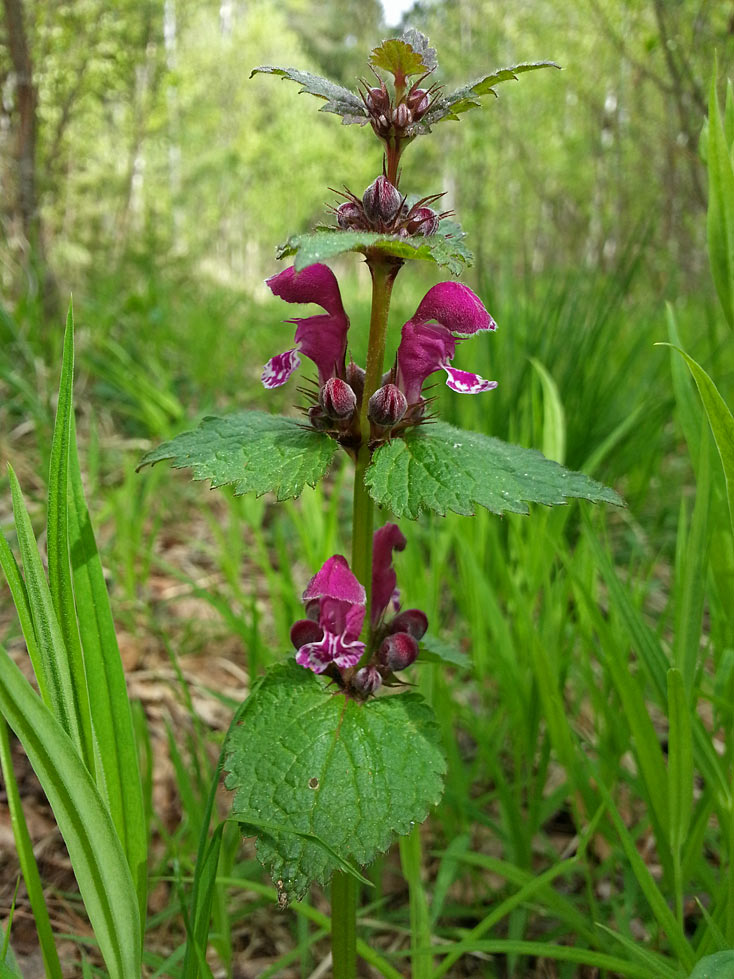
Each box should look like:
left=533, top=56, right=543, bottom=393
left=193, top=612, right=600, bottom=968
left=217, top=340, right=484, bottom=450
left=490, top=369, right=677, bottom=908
left=365, top=421, right=623, bottom=519
left=277, top=224, right=472, bottom=276
left=224, top=660, right=446, bottom=903
left=250, top=66, right=367, bottom=124
left=419, top=634, right=470, bottom=669
left=137, top=411, right=338, bottom=500
left=370, top=31, right=437, bottom=82
left=419, top=62, right=560, bottom=131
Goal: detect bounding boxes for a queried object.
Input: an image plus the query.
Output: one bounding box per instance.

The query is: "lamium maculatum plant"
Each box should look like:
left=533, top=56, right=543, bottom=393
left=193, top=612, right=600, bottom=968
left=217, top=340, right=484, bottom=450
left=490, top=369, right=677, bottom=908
left=139, top=30, right=622, bottom=977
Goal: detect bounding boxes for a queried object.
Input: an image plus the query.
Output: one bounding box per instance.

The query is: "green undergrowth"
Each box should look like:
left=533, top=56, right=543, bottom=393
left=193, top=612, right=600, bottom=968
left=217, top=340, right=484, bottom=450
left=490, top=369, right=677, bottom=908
left=1, top=258, right=733, bottom=976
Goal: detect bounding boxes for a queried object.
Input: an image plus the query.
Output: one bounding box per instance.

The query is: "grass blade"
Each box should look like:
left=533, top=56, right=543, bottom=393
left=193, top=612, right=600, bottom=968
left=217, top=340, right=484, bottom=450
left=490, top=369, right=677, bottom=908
left=0, top=646, right=141, bottom=979
left=0, top=534, right=49, bottom=705
left=667, top=668, right=694, bottom=924
left=399, top=826, right=433, bottom=979
left=67, top=419, right=148, bottom=927
left=46, top=305, right=95, bottom=774
left=0, top=717, right=63, bottom=979
left=707, top=59, right=734, bottom=328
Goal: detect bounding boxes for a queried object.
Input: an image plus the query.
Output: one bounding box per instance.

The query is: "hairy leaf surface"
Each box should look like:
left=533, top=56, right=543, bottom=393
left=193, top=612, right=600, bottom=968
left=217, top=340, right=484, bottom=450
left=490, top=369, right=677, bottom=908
left=138, top=412, right=338, bottom=500
left=370, top=32, right=437, bottom=81
left=250, top=66, right=367, bottom=124
left=277, top=224, right=472, bottom=276
left=225, top=661, right=446, bottom=903
left=366, top=421, right=623, bottom=519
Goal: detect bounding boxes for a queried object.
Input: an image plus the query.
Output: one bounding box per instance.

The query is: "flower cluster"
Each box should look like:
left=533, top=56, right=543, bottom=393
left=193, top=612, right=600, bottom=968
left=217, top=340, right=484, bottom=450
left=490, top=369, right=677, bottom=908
left=334, top=175, right=446, bottom=238
left=360, top=75, right=437, bottom=141
left=289, top=523, right=427, bottom=698
left=262, top=264, right=497, bottom=446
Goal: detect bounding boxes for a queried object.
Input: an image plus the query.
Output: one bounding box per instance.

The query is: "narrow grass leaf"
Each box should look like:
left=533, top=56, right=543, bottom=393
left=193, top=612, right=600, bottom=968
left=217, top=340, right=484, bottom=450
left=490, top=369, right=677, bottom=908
left=8, top=467, right=84, bottom=756
left=665, top=346, right=734, bottom=534
left=667, top=667, right=694, bottom=925
left=0, top=534, right=49, bottom=704
left=595, top=924, right=682, bottom=979
left=46, top=305, right=95, bottom=774
left=530, top=357, right=566, bottom=464
left=0, top=718, right=63, bottom=979
left=399, top=827, right=433, bottom=979
left=707, top=62, right=734, bottom=328
left=68, top=422, right=148, bottom=928
left=597, top=779, right=695, bottom=971
left=666, top=306, right=703, bottom=468
left=0, top=646, right=141, bottom=979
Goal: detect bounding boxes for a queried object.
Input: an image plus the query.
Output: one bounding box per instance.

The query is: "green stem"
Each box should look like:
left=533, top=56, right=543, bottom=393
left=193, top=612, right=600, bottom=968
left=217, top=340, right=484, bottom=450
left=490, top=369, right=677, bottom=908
left=331, top=256, right=400, bottom=977
left=331, top=871, right=358, bottom=979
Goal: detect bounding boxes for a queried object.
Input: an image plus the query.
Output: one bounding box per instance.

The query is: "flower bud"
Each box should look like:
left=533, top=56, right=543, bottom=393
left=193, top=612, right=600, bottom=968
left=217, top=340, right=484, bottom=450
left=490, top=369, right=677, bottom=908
left=352, top=666, right=382, bottom=696
left=406, top=88, right=430, bottom=119
left=308, top=405, right=331, bottom=431
left=319, top=377, right=357, bottom=420
left=290, top=618, right=323, bottom=649
left=406, top=206, right=440, bottom=236
left=336, top=201, right=365, bottom=230
left=366, top=85, right=390, bottom=116
left=346, top=360, right=365, bottom=404
left=392, top=103, right=412, bottom=129
left=389, top=608, right=428, bottom=641
left=378, top=632, right=419, bottom=672
left=368, top=383, right=407, bottom=428
left=362, top=176, right=402, bottom=226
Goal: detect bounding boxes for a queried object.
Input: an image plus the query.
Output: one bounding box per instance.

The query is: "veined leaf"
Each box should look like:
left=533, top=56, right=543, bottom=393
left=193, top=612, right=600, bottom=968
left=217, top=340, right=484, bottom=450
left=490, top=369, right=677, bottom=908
left=138, top=411, right=338, bottom=500
left=250, top=66, right=367, bottom=125
left=370, top=31, right=437, bottom=83
left=225, top=660, right=446, bottom=903
left=276, top=223, right=473, bottom=276
left=365, top=421, right=622, bottom=519
left=0, top=647, right=141, bottom=979
left=418, top=62, right=561, bottom=131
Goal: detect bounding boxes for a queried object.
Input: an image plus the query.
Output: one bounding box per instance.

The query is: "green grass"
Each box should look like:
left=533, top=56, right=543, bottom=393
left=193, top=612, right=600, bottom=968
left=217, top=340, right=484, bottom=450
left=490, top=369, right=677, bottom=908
left=1, top=250, right=733, bottom=977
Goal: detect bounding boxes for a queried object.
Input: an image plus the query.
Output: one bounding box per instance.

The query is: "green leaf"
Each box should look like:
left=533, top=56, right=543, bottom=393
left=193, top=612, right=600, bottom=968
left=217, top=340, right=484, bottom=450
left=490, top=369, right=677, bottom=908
left=224, top=661, right=446, bottom=903
left=707, top=63, right=734, bottom=328
left=137, top=411, right=338, bottom=500
left=419, top=62, right=561, bottom=130
left=419, top=634, right=469, bottom=670
left=249, top=67, right=367, bottom=124
left=665, top=346, right=734, bottom=535
left=688, top=952, right=734, bottom=978
left=370, top=31, right=437, bottom=83
left=667, top=668, right=693, bottom=855
left=276, top=223, right=473, bottom=276
left=365, top=421, right=623, bottom=520
left=68, top=421, right=148, bottom=927
left=0, top=646, right=141, bottom=979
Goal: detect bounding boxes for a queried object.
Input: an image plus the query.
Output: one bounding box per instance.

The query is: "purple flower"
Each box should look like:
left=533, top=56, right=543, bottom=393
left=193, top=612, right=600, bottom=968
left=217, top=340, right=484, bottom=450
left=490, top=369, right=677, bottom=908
left=291, top=555, right=366, bottom=673
left=262, top=264, right=350, bottom=389
left=395, top=281, right=498, bottom=403
left=371, top=523, right=406, bottom=625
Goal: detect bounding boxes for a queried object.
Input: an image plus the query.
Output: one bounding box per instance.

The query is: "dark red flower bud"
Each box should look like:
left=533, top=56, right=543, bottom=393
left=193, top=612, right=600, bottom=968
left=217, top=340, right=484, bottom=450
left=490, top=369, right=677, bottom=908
left=392, top=103, right=412, bottom=129
left=366, top=85, right=390, bottom=116
left=362, top=176, right=402, bottom=225
left=308, top=405, right=331, bottom=430
left=368, top=383, right=407, bottom=428
left=378, top=632, right=419, bottom=671
left=406, top=88, right=430, bottom=119
left=336, top=201, right=365, bottom=230
left=346, top=360, right=365, bottom=404
left=406, top=206, right=440, bottom=236
left=389, top=608, right=428, bottom=641
left=291, top=618, right=324, bottom=649
left=319, top=377, right=357, bottom=420
left=352, top=666, right=382, bottom=696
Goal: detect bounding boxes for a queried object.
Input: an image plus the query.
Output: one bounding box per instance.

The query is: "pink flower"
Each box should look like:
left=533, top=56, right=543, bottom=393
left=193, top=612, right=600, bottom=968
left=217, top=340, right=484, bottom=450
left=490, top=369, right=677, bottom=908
left=395, top=281, right=498, bottom=403
left=371, top=523, right=406, bottom=625
left=262, top=264, right=350, bottom=389
left=290, top=555, right=366, bottom=673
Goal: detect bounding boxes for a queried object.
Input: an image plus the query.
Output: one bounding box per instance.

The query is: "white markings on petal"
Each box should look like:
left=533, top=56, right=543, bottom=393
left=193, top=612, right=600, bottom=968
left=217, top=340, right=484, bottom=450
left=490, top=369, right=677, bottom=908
left=261, top=348, right=301, bottom=389
left=443, top=366, right=498, bottom=394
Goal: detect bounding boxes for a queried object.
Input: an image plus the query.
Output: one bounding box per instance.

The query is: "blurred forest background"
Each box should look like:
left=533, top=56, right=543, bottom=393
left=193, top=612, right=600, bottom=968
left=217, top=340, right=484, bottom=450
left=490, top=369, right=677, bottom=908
left=2, top=0, right=732, bottom=331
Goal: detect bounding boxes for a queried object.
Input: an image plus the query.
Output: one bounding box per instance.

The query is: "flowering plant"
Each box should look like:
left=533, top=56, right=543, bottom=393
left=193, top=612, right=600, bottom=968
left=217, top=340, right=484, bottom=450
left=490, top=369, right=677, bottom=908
left=140, top=29, right=621, bottom=977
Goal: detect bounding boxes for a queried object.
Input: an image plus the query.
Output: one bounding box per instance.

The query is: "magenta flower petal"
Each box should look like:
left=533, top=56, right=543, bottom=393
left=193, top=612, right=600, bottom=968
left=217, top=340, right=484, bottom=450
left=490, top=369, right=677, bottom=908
left=295, top=633, right=364, bottom=673
left=267, top=264, right=346, bottom=320
left=396, top=321, right=456, bottom=403
left=414, top=281, right=497, bottom=337
left=263, top=264, right=350, bottom=388
left=261, top=348, right=301, bottom=389
left=443, top=366, right=498, bottom=394
left=303, top=554, right=366, bottom=605
left=371, top=523, right=407, bottom=625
